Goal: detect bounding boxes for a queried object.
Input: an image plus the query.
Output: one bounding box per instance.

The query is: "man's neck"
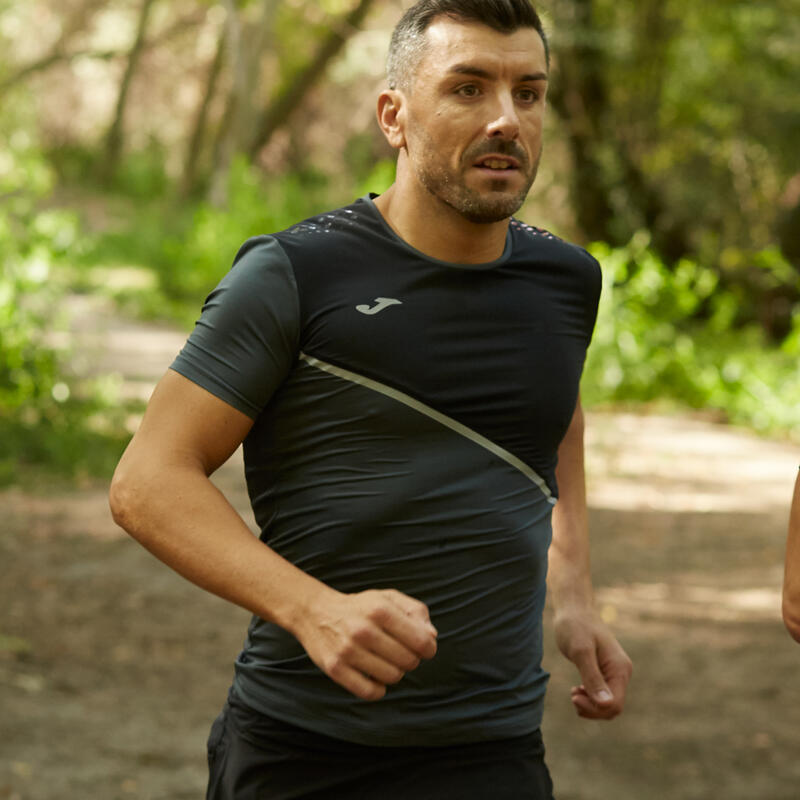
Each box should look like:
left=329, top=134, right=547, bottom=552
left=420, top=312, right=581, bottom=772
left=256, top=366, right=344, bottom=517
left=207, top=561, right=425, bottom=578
left=372, top=184, right=511, bottom=264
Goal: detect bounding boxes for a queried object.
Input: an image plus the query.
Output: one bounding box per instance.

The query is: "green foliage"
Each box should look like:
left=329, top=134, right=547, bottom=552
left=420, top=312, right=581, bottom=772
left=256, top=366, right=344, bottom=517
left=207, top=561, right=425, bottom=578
left=156, top=157, right=335, bottom=306
left=583, top=238, right=800, bottom=437
left=74, top=154, right=393, bottom=327
left=549, top=0, right=800, bottom=305
left=80, top=196, right=180, bottom=282
left=48, top=140, right=170, bottom=201
left=108, top=140, right=170, bottom=200
left=0, top=136, right=130, bottom=485
left=357, top=159, right=395, bottom=198
left=1, top=133, right=67, bottom=418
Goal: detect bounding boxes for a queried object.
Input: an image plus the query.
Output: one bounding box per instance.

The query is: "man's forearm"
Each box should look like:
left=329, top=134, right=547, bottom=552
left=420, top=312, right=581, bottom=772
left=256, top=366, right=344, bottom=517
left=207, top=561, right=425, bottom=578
left=109, top=456, right=326, bottom=634
left=547, top=398, right=633, bottom=718
left=548, top=399, right=594, bottom=614
left=109, top=442, right=438, bottom=700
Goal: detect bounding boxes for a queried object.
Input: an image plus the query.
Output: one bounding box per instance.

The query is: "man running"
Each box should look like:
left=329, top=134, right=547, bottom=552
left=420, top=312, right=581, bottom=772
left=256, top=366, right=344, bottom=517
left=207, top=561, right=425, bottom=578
left=110, top=2, right=632, bottom=797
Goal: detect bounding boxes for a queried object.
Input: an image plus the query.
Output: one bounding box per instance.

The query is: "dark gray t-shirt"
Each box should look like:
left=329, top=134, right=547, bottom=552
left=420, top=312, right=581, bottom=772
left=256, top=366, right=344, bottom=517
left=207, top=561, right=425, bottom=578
left=171, top=195, right=601, bottom=746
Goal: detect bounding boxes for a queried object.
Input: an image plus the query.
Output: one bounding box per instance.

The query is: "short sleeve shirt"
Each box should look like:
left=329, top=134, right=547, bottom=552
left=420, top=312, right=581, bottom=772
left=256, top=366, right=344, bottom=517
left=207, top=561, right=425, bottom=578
left=171, top=195, right=601, bottom=746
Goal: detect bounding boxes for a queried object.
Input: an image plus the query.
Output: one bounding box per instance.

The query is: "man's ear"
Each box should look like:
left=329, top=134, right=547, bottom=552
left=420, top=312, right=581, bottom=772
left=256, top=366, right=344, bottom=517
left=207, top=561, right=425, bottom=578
left=376, top=89, right=406, bottom=150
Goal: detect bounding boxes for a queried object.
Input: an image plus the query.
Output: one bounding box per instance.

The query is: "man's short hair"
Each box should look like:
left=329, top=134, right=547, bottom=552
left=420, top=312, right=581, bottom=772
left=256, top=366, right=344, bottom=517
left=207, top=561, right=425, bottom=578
left=386, top=0, right=549, bottom=91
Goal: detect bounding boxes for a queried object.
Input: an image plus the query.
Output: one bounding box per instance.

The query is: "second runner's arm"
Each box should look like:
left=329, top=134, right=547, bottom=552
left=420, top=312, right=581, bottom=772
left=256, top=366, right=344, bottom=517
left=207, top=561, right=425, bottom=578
left=782, top=469, right=800, bottom=643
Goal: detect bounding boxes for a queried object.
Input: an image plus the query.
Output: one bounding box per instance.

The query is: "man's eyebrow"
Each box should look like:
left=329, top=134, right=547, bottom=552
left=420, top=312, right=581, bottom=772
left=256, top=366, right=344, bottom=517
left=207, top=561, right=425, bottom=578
left=447, top=64, right=548, bottom=82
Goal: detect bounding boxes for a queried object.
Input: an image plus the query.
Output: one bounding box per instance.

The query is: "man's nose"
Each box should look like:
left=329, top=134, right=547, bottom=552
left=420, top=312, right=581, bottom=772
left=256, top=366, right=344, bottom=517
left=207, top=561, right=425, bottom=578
left=486, top=92, right=520, bottom=140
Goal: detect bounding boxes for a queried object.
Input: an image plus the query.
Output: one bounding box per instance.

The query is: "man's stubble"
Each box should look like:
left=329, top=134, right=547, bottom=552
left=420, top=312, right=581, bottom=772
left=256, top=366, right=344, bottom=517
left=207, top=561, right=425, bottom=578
left=410, top=127, right=542, bottom=224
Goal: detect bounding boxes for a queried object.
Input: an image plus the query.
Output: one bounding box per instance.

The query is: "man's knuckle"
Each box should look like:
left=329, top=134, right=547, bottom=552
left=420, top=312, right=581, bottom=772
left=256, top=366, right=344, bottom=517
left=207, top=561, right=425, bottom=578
left=367, top=605, right=390, bottom=625
left=339, top=641, right=357, bottom=660
left=402, top=655, right=421, bottom=671
left=387, top=668, right=405, bottom=684
left=325, top=657, right=343, bottom=678
left=363, top=684, right=386, bottom=701
left=349, top=624, right=370, bottom=644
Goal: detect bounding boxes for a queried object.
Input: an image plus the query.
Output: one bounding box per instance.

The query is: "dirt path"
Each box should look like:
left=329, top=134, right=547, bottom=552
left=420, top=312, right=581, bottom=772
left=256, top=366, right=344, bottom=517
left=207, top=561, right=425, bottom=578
left=1, top=297, right=798, bottom=800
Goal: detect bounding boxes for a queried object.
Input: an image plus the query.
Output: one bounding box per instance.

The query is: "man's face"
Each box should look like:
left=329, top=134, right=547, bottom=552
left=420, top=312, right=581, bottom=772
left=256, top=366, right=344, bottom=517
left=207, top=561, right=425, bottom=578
left=400, top=18, right=548, bottom=224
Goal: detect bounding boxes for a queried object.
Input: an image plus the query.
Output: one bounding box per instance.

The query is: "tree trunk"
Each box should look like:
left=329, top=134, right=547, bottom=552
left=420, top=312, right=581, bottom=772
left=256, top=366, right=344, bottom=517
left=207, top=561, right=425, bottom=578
left=548, top=0, right=619, bottom=244
left=208, top=0, right=278, bottom=206
left=548, top=0, right=691, bottom=260
left=247, top=0, right=378, bottom=159
left=180, top=23, right=227, bottom=198
left=101, top=0, right=157, bottom=181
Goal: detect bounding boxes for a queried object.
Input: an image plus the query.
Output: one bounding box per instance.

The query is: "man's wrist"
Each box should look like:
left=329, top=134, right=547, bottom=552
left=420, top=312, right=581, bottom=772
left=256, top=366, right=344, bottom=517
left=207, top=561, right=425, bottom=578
left=548, top=565, right=594, bottom=613
left=278, top=574, right=339, bottom=640
left=553, top=598, right=596, bottom=622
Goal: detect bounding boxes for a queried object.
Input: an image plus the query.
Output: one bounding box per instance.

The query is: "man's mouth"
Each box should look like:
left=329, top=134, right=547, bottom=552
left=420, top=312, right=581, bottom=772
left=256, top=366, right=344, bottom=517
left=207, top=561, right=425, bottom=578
left=474, top=156, right=520, bottom=171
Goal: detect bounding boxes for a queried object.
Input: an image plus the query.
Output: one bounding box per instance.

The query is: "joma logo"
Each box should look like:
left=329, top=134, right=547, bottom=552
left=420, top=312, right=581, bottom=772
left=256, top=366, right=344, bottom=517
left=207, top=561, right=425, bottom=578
left=355, top=297, right=403, bottom=315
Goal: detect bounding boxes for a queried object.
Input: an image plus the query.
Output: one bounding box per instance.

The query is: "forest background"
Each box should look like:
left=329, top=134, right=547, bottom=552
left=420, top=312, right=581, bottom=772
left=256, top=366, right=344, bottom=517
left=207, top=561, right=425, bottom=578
left=1, top=2, right=800, bottom=799
left=2, top=0, right=799, bottom=485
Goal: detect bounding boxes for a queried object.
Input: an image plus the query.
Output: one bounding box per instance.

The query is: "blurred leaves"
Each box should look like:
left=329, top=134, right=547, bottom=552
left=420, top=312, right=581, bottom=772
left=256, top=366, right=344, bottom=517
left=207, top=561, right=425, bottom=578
left=160, top=156, right=331, bottom=303
left=549, top=0, right=800, bottom=277
left=583, top=238, right=800, bottom=437
left=0, top=0, right=798, bottom=484
left=0, top=131, right=131, bottom=485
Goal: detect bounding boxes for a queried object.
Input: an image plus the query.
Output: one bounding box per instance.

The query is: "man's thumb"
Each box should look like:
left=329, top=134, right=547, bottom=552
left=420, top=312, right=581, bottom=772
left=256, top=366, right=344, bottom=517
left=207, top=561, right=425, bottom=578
left=577, top=659, right=614, bottom=705
left=591, top=685, right=614, bottom=705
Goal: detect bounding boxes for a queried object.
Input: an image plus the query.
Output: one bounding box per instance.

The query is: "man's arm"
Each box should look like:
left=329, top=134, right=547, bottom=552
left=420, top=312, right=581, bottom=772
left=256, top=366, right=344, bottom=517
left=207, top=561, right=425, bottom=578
left=782, top=470, right=800, bottom=643
left=109, top=369, right=437, bottom=699
left=548, top=397, right=632, bottom=719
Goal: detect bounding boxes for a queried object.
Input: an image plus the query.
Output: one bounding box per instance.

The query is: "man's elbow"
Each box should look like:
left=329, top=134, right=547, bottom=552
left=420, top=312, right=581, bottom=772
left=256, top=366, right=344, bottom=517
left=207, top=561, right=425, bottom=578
left=782, top=596, right=800, bottom=644
left=109, top=463, right=143, bottom=533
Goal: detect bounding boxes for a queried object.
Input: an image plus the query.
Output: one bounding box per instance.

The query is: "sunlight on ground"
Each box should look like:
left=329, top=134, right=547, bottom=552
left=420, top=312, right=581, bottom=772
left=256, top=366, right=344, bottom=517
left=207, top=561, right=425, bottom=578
left=586, top=412, right=799, bottom=513
left=596, top=581, right=784, bottom=624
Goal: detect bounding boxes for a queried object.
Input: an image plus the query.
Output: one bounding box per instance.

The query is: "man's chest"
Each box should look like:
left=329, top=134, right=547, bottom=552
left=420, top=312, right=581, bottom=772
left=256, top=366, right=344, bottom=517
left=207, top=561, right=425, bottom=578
left=280, top=253, right=591, bottom=464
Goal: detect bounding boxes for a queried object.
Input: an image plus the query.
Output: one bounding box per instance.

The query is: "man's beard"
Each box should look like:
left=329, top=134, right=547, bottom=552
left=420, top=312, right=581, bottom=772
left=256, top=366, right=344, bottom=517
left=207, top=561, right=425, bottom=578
left=413, top=134, right=541, bottom=224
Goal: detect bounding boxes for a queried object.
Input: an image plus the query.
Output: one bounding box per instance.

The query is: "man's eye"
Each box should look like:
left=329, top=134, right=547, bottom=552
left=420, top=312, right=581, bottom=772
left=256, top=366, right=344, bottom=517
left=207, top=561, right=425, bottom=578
left=456, top=85, right=480, bottom=98
left=516, top=88, right=539, bottom=103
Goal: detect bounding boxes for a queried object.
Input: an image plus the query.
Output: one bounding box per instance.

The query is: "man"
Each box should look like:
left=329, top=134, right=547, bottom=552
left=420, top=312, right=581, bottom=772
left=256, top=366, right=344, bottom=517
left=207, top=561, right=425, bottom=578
left=110, top=1, right=632, bottom=797
left=783, top=469, right=800, bottom=642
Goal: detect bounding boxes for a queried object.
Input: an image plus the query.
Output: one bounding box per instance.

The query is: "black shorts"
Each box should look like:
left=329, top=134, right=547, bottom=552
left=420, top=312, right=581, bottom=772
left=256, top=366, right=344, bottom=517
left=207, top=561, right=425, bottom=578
left=206, top=692, right=555, bottom=800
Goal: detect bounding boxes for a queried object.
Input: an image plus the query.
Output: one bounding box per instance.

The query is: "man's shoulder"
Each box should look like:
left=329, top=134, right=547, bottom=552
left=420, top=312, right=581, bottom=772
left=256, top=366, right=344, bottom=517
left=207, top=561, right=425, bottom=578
left=271, top=196, right=377, bottom=249
left=229, top=197, right=379, bottom=277
left=510, top=218, right=601, bottom=272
